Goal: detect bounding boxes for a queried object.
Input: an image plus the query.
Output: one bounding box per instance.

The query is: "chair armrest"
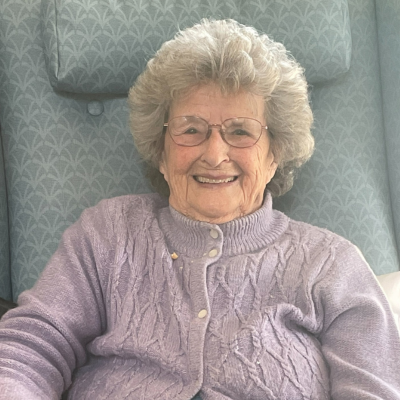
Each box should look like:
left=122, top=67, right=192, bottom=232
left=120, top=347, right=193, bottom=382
left=0, top=297, right=17, bottom=319
left=377, top=271, right=400, bottom=329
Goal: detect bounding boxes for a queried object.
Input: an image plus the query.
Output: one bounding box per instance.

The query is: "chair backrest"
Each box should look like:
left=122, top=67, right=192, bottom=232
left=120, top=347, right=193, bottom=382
left=0, top=0, right=399, bottom=301
left=376, top=0, right=400, bottom=254
left=275, top=0, right=400, bottom=276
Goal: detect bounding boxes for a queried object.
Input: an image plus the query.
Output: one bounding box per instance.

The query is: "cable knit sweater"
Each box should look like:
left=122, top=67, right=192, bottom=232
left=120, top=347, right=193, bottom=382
left=0, top=193, right=399, bottom=400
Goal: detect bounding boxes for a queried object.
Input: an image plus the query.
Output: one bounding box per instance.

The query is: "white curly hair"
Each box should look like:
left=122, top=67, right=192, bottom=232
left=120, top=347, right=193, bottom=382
left=128, top=18, right=314, bottom=197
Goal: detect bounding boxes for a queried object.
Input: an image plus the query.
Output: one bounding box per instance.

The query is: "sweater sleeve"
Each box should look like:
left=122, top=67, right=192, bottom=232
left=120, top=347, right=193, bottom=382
left=0, top=199, right=116, bottom=399
left=315, top=242, right=400, bottom=399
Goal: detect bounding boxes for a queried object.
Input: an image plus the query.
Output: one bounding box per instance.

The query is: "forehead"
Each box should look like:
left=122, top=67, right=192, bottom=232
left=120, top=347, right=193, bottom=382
left=169, top=83, right=265, bottom=120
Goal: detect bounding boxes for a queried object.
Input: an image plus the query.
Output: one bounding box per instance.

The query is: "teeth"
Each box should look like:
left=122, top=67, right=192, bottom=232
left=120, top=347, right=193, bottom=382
left=196, top=176, right=235, bottom=183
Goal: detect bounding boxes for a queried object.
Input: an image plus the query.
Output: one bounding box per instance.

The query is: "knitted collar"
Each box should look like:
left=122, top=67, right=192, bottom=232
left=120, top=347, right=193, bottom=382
left=158, top=192, right=289, bottom=258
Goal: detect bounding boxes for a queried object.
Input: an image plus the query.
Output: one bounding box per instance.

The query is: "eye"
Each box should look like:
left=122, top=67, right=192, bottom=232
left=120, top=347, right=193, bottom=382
left=230, top=128, right=251, bottom=136
left=180, top=120, right=206, bottom=135
left=183, top=127, right=200, bottom=134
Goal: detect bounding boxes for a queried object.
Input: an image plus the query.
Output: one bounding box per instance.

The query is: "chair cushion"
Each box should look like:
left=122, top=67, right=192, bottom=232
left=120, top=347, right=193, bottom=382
left=40, top=0, right=352, bottom=94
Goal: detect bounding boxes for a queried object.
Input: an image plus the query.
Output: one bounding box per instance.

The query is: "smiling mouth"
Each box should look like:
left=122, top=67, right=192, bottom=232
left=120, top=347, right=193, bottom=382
left=194, top=176, right=237, bottom=184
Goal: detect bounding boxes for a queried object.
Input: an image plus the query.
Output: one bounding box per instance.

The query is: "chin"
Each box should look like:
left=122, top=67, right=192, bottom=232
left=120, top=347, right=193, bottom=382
left=192, top=204, right=242, bottom=223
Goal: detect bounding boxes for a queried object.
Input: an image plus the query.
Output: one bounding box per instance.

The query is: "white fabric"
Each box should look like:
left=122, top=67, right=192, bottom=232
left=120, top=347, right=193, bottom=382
left=377, top=271, right=400, bottom=330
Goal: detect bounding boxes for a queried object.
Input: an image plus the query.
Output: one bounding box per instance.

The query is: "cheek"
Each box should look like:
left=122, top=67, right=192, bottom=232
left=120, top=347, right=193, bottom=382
left=250, top=150, right=270, bottom=175
left=241, top=149, right=276, bottom=188
left=160, top=147, right=198, bottom=183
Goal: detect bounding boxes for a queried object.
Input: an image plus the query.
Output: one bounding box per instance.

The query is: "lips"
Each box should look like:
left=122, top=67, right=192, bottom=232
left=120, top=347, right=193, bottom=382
left=194, top=176, right=237, bottom=184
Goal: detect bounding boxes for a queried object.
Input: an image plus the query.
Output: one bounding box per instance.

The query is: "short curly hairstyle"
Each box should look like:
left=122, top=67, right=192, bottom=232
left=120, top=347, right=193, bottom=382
left=128, top=19, right=314, bottom=197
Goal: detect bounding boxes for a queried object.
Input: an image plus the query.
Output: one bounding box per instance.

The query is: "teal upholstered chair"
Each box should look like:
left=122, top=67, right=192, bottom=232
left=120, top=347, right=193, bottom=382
left=2, top=0, right=399, bottom=298
left=1, top=0, right=400, bottom=396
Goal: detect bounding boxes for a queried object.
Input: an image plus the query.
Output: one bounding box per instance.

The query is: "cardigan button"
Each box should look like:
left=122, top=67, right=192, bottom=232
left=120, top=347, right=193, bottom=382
left=208, top=248, right=218, bottom=257
left=210, top=229, right=219, bottom=239
left=198, top=309, right=208, bottom=319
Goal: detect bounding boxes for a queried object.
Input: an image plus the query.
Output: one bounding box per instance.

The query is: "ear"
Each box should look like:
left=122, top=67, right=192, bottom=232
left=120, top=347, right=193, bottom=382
left=266, top=151, right=278, bottom=184
left=271, top=159, right=278, bottom=174
left=159, top=151, right=168, bottom=182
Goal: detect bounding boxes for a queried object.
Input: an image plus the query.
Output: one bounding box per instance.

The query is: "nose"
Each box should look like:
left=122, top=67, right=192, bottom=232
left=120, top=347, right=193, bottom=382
left=200, top=126, right=230, bottom=167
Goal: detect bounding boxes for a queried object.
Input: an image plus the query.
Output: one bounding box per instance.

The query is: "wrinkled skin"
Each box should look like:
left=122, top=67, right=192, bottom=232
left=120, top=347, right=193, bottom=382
left=160, top=83, right=277, bottom=224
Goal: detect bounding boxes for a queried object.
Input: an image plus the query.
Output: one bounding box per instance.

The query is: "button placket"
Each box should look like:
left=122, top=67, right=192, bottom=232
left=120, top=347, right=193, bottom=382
left=182, top=225, right=222, bottom=391
left=186, top=255, right=211, bottom=387
left=207, top=226, right=222, bottom=259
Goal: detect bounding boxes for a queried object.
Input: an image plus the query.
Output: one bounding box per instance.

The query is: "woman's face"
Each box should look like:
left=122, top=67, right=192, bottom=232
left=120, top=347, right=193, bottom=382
left=159, top=83, right=277, bottom=224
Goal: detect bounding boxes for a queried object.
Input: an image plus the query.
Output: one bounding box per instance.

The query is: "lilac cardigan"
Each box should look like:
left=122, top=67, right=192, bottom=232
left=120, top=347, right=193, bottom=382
left=0, top=193, right=399, bottom=399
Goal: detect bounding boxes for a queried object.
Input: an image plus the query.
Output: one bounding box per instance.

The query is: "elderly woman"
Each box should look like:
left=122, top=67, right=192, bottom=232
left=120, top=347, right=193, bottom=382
left=0, top=19, right=399, bottom=400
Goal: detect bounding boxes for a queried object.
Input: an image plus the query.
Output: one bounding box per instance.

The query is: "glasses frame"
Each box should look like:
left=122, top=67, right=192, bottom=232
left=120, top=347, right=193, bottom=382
left=163, top=115, right=268, bottom=148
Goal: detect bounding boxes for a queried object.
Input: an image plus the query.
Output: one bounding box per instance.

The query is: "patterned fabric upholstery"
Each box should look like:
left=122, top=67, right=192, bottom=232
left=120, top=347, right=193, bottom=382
left=0, top=0, right=399, bottom=304
left=275, top=0, right=400, bottom=276
left=41, top=0, right=352, bottom=93
left=376, top=0, right=400, bottom=255
left=0, top=0, right=153, bottom=300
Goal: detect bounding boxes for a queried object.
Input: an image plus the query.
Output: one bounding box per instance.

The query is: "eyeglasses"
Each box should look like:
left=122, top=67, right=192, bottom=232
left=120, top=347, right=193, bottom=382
left=163, top=116, right=267, bottom=148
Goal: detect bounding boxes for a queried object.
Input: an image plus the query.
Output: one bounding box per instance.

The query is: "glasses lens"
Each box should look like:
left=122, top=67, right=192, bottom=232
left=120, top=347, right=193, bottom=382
left=168, top=116, right=208, bottom=146
left=223, top=118, right=262, bottom=147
